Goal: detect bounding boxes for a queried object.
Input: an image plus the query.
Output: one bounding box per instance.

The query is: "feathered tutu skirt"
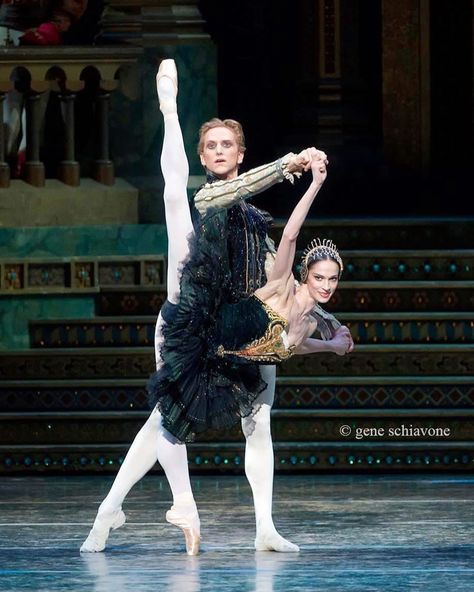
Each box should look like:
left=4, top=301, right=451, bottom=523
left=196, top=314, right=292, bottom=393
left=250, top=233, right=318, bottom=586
left=147, top=212, right=267, bottom=442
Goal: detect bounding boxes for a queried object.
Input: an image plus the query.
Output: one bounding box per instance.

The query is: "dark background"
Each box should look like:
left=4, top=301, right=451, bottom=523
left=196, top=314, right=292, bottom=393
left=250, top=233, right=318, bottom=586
left=199, top=0, right=473, bottom=218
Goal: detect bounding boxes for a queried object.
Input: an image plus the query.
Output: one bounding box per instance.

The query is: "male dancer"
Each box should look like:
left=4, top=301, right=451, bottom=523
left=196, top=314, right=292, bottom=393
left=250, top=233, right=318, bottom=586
left=192, top=121, right=310, bottom=552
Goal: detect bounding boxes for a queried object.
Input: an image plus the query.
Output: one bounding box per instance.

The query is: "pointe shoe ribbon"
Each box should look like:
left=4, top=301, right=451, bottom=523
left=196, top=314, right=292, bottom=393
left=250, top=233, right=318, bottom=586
left=166, top=507, right=201, bottom=556
left=80, top=509, right=126, bottom=553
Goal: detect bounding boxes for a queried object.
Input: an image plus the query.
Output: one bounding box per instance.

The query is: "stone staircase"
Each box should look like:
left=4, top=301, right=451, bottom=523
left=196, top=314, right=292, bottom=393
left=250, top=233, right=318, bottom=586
left=0, top=218, right=473, bottom=473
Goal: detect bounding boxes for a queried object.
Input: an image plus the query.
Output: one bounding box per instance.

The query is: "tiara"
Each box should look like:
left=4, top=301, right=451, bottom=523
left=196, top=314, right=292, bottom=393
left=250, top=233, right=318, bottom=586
left=300, top=238, right=343, bottom=281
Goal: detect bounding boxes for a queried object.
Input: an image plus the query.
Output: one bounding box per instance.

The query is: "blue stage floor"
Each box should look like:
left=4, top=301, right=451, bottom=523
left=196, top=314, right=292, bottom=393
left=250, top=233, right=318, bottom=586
left=0, top=474, right=473, bottom=591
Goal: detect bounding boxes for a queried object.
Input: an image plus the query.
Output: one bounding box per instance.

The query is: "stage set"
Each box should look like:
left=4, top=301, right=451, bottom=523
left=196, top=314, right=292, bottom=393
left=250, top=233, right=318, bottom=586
left=0, top=1, right=473, bottom=591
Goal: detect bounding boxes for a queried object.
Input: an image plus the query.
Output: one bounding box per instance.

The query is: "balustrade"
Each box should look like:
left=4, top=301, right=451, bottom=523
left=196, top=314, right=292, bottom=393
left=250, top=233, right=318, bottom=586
left=0, top=46, right=141, bottom=188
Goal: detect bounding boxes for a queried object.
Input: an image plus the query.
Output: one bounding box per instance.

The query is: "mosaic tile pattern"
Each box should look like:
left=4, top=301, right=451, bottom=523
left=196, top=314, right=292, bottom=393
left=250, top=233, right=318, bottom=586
left=1, top=382, right=473, bottom=412
left=0, top=444, right=473, bottom=473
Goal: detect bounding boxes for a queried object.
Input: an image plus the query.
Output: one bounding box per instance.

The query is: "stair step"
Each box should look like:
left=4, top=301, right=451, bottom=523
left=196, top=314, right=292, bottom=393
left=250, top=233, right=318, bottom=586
left=1, top=442, right=473, bottom=473
left=29, top=314, right=474, bottom=347
left=269, top=217, right=474, bottom=249
left=1, top=345, right=473, bottom=379
left=342, top=313, right=473, bottom=344
left=98, top=290, right=166, bottom=316
left=280, top=344, right=474, bottom=377
left=0, top=410, right=471, bottom=456
left=96, top=281, right=474, bottom=316
left=1, top=408, right=472, bottom=421
left=333, top=282, right=474, bottom=312
left=1, top=377, right=473, bottom=411
left=324, top=250, right=474, bottom=281
left=30, top=318, right=156, bottom=348
left=0, top=349, right=155, bottom=380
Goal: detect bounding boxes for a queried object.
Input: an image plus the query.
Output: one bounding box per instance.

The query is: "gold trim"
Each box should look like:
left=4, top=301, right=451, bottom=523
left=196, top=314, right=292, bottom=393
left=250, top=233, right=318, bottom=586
left=217, top=296, right=294, bottom=363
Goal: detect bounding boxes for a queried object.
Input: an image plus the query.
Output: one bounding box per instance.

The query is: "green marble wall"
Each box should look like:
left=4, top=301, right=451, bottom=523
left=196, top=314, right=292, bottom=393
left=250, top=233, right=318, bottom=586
left=112, top=43, right=217, bottom=223
left=0, top=224, right=167, bottom=258
left=0, top=40, right=217, bottom=348
left=0, top=224, right=167, bottom=349
left=0, top=295, right=95, bottom=351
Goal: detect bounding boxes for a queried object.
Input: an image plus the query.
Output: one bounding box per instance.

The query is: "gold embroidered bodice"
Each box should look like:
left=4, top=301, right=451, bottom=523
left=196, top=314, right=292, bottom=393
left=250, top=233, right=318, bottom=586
left=216, top=296, right=295, bottom=363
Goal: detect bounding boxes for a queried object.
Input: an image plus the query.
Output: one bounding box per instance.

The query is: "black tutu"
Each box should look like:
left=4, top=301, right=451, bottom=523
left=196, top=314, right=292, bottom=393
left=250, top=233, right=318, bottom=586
left=147, top=210, right=268, bottom=442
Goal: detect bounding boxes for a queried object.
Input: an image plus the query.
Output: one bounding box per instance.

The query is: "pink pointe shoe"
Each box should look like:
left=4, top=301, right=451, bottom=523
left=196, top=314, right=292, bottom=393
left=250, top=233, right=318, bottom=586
left=156, top=59, right=178, bottom=93
left=166, top=506, right=201, bottom=556
left=156, top=59, right=178, bottom=115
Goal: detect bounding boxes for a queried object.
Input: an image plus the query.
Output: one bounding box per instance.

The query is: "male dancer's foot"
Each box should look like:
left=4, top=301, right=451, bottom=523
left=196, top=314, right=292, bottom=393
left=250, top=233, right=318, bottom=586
left=80, top=508, right=126, bottom=553
left=255, top=528, right=300, bottom=553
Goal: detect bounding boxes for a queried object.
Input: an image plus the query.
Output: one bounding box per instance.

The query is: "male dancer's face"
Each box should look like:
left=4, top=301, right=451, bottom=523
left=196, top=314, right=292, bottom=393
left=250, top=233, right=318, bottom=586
left=199, top=126, right=244, bottom=180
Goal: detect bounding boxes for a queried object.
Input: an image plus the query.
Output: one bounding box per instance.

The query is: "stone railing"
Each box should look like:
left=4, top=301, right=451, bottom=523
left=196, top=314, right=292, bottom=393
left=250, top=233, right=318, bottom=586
left=0, top=46, right=142, bottom=188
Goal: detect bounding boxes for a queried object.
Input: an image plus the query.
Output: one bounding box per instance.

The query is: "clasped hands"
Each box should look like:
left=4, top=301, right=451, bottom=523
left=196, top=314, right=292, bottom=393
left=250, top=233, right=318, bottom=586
left=288, top=147, right=328, bottom=175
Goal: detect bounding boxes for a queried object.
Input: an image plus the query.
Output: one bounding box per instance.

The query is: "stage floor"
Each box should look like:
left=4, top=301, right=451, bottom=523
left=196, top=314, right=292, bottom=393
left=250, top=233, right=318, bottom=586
left=0, top=474, right=473, bottom=591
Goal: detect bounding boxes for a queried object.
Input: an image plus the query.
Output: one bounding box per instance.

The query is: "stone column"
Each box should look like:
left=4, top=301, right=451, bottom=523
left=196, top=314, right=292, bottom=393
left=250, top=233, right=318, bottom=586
left=382, top=0, right=431, bottom=170
left=58, top=93, right=80, bottom=186
left=93, top=92, right=114, bottom=186
left=24, top=92, right=45, bottom=187
left=0, top=93, right=10, bottom=187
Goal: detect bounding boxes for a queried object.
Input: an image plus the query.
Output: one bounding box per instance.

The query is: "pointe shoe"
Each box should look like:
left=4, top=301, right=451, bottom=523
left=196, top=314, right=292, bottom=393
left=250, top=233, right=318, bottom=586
left=166, top=506, right=201, bottom=556
left=156, top=59, right=178, bottom=94
left=156, top=59, right=178, bottom=115
left=80, top=509, right=126, bottom=553
left=255, top=531, right=300, bottom=553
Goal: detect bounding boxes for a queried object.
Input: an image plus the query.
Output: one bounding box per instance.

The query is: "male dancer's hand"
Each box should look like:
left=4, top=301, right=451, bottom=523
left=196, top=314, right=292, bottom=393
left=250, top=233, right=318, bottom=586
left=288, top=148, right=328, bottom=173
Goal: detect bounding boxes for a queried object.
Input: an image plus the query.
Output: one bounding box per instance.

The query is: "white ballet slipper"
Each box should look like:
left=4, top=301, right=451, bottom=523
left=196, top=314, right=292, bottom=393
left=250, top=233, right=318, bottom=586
left=80, top=509, right=126, bottom=553
left=255, top=530, right=300, bottom=553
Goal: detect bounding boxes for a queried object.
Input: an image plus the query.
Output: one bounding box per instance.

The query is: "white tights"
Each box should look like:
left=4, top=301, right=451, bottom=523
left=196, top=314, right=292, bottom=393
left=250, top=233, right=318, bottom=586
left=242, top=365, right=276, bottom=534
left=91, top=76, right=296, bottom=551
left=98, top=76, right=196, bottom=519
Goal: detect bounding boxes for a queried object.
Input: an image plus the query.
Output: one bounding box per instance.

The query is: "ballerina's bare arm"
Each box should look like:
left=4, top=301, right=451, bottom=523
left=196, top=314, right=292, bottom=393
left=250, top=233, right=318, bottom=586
left=264, top=149, right=327, bottom=285
left=296, top=326, right=354, bottom=356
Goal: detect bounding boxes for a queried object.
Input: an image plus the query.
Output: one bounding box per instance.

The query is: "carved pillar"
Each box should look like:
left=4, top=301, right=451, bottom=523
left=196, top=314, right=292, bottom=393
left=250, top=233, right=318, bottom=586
left=0, top=93, right=10, bottom=187
left=317, top=0, right=343, bottom=145
left=93, top=92, right=114, bottom=186
left=382, top=0, right=431, bottom=170
left=58, top=93, right=80, bottom=186
left=24, top=92, right=45, bottom=187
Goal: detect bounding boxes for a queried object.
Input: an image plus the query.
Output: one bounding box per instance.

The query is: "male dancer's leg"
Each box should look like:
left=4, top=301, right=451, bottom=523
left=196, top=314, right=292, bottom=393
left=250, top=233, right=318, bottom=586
left=80, top=61, right=199, bottom=554
left=241, top=365, right=299, bottom=552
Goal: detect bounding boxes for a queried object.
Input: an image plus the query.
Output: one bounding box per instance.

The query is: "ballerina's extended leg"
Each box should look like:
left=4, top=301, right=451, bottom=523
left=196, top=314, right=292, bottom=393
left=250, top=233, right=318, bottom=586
left=81, top=59, right=199, bottom=555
